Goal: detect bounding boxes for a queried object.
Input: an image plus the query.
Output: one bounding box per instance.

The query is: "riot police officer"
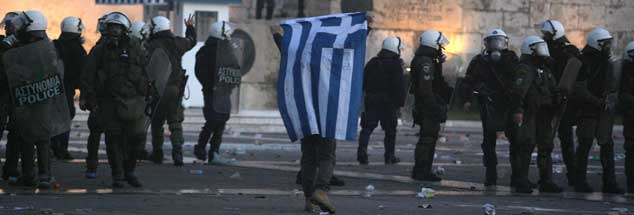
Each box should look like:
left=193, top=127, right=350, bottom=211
left=1, top=11, right=20, bottom=182
left=357, top=36, right=407, bottom=165
left=509, top=36, right=558, bottom=193
left=540, top=20, right=580, bottom=186
left=193, top=21, right=241, bottom=164
left=84, top=13, right=108, bottom=179
left=621, top=41, right=634, bottom=194
left=3, top=10, right=68, bottom=189
left=146, top=15, right=196, bottom=166
left=462, top=29, right=518, bottom=186
left=50, top=16, right=87, bottom=160
left=80, top=12, right=148, bottom=188
left=410, top=30, right=452, bottom=181
left=573, top=28, right=624, bottom=194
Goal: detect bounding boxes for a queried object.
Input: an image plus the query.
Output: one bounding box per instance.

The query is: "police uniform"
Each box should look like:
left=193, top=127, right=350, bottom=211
left=50, top=32, right=87, bottom=160
left=620, top=57, right=634, bottom=193
left=410, top=46, right=452, bottom=181
left=81, top=35, right=148, bottom=187
left=546, top=40, right=580, bottom=185
left=146, top=25, right=196, bottom=165
left=357, top=49, right=406, bottom=164
left=572, top=46, right=623, bottom=193
left=462, top=49, right=518, bottom=185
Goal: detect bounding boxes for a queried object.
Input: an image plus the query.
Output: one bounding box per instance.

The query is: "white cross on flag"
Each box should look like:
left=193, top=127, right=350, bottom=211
left=277, top=12, right=368, bottom=142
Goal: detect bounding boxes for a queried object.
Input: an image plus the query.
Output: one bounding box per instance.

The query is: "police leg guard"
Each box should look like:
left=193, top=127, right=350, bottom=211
left=574, top=138, right=594, bottom=193
left=169, top=123, right=185, bottom=166
left=105, top=132, right=125, bottom=182
left=150, top=121, right=165, bottom=164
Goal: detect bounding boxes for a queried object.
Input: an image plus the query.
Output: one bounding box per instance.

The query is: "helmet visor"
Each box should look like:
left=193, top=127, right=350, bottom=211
left=437, top=34, right=450, bottom=48
left=485, top=36, right=507, bottom=51
left=627, top=49, right=634, bottom=59
left=532, top=41, right=550, bottom=57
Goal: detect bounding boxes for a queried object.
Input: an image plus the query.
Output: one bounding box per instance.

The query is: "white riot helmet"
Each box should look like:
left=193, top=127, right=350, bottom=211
left=586, top=28, right=613, bottom=51
left=624, top=41, right=634, bottom=62
left=129, top=21, right=149, bottom=40
left=419, top=30, right=449, bottom=50
left=61, top=16, right=85, bottom=34
left=484, top=28, right=508, bottom=51
left=12, top=10, right=48, bottom=32
left=521, top=35, right=550, bottom=57
left=382, top=36, right=402, bottom=55
left=541, top=20, right=566, bottom=41
left=104, top=12, right=131, bottom=31
left=149, top=16, right=170, bottom=35
left=209, top=21, right=233, bottom=40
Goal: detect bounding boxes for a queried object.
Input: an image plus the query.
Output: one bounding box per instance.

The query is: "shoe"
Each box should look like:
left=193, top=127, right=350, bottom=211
left=38, top=180, right=52, bottom=189
left=329, top=176, right=345, bottom=187
left=357, top=150, right=368, bottom=165
left=484, top=167, right=497, bottom=187
left=85, top=172, right=97, bottom=179
left=14, top=177, right=37, bottom=187
left=194, top=144, right=207, bottom=161
left=603, top=183, right=625, bottom=194
left=61, top=152, right=74, bottom=161
left=126, top=177, right=143, bottom=188
left=514, top=184, right=534, bottom=194
left=304, top=198, right=316, bottom=212
left=310, top=189, right=335, bottom=213
left=412, top=173, right=442, bottom=182
left=112, top=180, right=126, bottom=188
left=539, top=180, right=563, bottom=193
left=149, top=151, right=163, bottom=164
left=385, top=156, right=401, bottom=165
left=574, top=182, right=594, bottom=193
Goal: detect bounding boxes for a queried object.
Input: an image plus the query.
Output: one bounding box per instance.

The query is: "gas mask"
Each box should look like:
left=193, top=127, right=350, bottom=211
left=598, top=38, right=613, bottom=57
left=484, top=36, right=507, bottom=62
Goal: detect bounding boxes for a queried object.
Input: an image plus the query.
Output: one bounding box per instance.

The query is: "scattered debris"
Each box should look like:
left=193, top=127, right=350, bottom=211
left=418, top=203, right=432, bottom=209
left=433, top=166, right=445, bottom=175
left=230, top=172, right=242, bottom=180
left=417, top=188, right=435, bottom=199
left=365, top=184, right=375, bottom=197
left=189, top=169, right=204, bottom=175
left=483, top=203, right=496, bottom=215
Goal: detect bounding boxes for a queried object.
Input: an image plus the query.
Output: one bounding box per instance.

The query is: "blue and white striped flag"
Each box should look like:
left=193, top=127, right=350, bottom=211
left=278, top=12, right=368, bottom=142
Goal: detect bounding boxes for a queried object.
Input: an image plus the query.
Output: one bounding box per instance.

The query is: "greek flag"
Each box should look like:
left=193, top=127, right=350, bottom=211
left=278, top=12, right=368, bottom=142
left=95, top=0, right=167, bottom=4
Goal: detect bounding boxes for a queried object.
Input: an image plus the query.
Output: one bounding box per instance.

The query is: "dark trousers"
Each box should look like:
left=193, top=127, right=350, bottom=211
left=197, top=95, right=230, bottom=157
left=104, top=123, right=145, bottom=181
left=535, top=108, right=556, bottom=183
left=557, top=106, right=576, bottom=182
left=508, top=110, right=535, bottom=187
left=412, top=118, right=440, bottom=178
left=624, top=116, right=634, bottom=192
left=2, top=115, right=21, bottom=178
left=478, top=100, right=507, bottom=174
left=256, top=0, right=275, bottom=20
left=19, top=137, right=52, bottom=182
left=150, top=95, right=185, bottom=161
left=358, top=101, right=398, bottom=160
left=297, top=0, right=305, bottom=17
left=51, top=95, right=76, bottom=157
left=575, top=113, right=617, bottom=186
left=86, top=111, right=103, bottom=172
left=301, top=135, right=336, bottom=197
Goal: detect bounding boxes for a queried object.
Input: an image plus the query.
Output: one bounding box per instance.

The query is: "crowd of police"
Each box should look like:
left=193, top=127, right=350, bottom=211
left=0, top=9, right=634, bottom=214
left=0, top=10, right=239, bottom=189
left=364, top=22, right=634, bottom=197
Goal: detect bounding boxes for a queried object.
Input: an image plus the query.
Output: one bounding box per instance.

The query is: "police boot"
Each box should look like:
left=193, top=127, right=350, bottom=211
left=514, top=180, right=534, bottom=194
left=600, top=142, right=622, bottom=194
left=172, top=146, right=184, bottom=166
left=356, top=148, right=369, bottom=165
left=539, top=180, right=563, bottom=193
left=304, top=198, right=317, bottom=212
left=384, top=130, right=400, bottom=165
left=412, top=140, right=441, bottom=182
left=195, top=126, right=213, bottom=160
left=574, top=140, right=594, bottom=193
left=484, top=167, right=497, bottom=186
left=149, top=149, right=164, bottom=164
left=330, top=176, right=345, bottom=187
left=603, top=181, right=624, bottom=194
left=310, top=189, right=335, bottom=213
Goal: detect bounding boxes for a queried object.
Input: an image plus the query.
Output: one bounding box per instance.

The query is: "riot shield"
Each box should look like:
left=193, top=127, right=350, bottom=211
left=557, top=57, right=583, bottom=94
left=212, top=39, right=242, bottom=114
left=3, top=40, right=70, bottom=143
left=144, top=48, right=172, bottom=123
left=607, top=58, right=623, bottom=92
left=550, top=57, right=583, bottom=138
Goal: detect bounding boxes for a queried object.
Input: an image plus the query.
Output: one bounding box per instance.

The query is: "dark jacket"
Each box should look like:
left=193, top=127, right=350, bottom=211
left=54, top=32, right=87, bottom=116
left=146, top=25, right=197, bottom=89
left=195, top=37, right=219, bottom=95
left=620, top=60, right=634, bottom=117
left=80, top=35, right=148, bottom=110
left=462, top=49, right=518, bottom=106
left=363, top=49, right=407, bottom=107
left=547, top=42, right=580, bottom=82
left=510, top=55, right=559, bottom=114
left=573, top=46, right=611, bottom=116
left=410, top=46, right=452, bottom=123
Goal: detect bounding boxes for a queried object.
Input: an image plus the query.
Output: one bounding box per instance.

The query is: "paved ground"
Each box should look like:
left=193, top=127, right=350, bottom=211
left=0, top=111, right=633, bottom=214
